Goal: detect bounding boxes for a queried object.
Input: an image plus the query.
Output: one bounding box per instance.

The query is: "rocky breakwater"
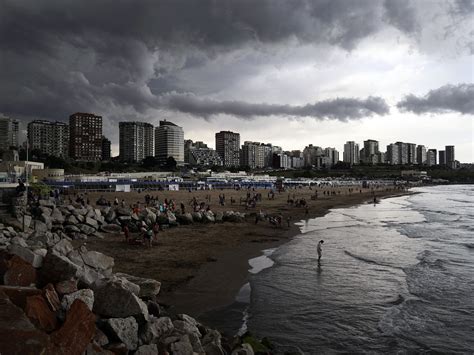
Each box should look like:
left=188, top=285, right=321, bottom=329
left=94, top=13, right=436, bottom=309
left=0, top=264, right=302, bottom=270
left=0, top=200, right=261, bottom=355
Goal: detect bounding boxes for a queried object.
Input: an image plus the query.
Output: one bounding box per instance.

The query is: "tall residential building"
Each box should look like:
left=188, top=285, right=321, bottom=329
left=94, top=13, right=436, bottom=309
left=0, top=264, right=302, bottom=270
left=0, top=115, right=19, bottom=151
left=445, top=145, right=455, bottom=164
left=324, top=147, right=339, bottom=167
left=427, top=149, right=437, bottom=166
left=184, top=140, right=222, bottom=166
left=101, top=136, right=111, bottom=161
left=386, top=143, right=400, bottom=165
left=241, top=141, right=266, bottom=169
left=407, top=143, right=417, bottom=164
left=343, top=141, right=360, bottom=165
left=416, top=145, right=427, bottom=165
left=155, top=120, right=184, bottom=164
left=361, top=139, right=379, bottom=164
left=395, top=142, right=408, bottom=165
left=69, top=112, right=102, bottom=161
left=215, top=131, right=240, bottom=167
left=119, top=122, right=154, bottom=162
left=27, top=120, right=69, bottom=158
left=303, top=144, right=323, bottom=167
left=439, top=150, right=446, bottom=165
left=263, top=144, right=273, bottom=168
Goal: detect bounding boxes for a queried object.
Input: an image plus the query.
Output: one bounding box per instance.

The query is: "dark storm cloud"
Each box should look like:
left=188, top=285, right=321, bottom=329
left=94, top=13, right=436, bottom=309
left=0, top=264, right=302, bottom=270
left=397, top=84, right=474, bottom=115
left=383, top=0, right=419, bottom=35
left=160, top=94, right=390, bottom=121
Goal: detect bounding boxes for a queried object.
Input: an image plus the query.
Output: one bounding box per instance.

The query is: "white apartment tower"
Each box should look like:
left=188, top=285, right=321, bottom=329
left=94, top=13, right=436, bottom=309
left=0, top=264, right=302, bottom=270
left=154, top=120, right=184, bottom=164
left=343, top=141, right=360, bottom=165
left=119, top=122, right=154, bottom=162
left=27, top=120, right=69, bottom=158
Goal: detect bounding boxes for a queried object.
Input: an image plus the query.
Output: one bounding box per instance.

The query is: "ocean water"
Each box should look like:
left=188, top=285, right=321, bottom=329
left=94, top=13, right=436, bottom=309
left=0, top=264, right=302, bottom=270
left=201, top=185, right=474, bottom=354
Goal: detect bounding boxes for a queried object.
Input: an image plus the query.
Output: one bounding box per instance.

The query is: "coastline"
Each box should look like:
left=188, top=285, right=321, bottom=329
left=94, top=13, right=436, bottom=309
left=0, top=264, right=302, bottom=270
left=81, top=187, right=413, bottom=319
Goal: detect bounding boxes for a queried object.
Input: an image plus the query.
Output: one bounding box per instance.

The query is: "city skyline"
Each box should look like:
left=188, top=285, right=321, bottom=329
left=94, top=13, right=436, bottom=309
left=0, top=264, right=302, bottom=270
left=0, top=1, right=472, bottom=162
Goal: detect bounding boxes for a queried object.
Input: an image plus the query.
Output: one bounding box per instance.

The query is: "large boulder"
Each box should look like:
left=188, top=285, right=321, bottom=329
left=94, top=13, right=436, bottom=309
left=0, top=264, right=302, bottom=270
left=105, top=317, right=138, bottom=350
left=114, top=273, right=160, bottom=298
left=0, top=290, right=52, bottom=354
left=202, top=329, right=225, bottom=355
left=33, top=220, right=49, bottom=234
left=93, top=278, right=149, bottom=322
left=173, top=314, right=202, bottom=338
left=135, top=344, right=158, bottom=355
left=62, top=289, right=94, bottom=311
left=85, top=217, right=99, bottom=230
left=105, top=210, right=116, bottom=223
left=7, top=244, right=44, bottom=268
left=65, top=214, right=79, bottom=225
left=25, top=294, right=58, bottom=332
left=202, top=211, right=215, bottom=223
left=51, top=208, right=65, bottom=224
left=116, top=207, right=132, bottom=216
left=81, top=250, right=114, bottom=273
left=176, top=213, right=193, bottom=225
left=50, top=299, right=96, bottom=355
left=139, top=316, right=174, bottom=345
left=78, top=224, right=97, bottom=235
left=52, top=239, right=74, bottom=256
left=3, top=255, right=37, bottom=286
left=170, top=335, right=194, bottom=355
left=101, top=224, right=122, bottom=234
left=55, top=279, right=79, bottom=295
left=214, top=212, right=224, bottom=223
left=40, top=250, right=81, bottom=285
left=192, top=212, right=203, bottom=222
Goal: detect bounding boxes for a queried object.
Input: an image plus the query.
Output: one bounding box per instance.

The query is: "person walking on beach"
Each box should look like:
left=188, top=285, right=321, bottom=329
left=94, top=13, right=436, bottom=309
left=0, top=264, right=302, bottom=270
left=317, top=240, right=324, bottom=264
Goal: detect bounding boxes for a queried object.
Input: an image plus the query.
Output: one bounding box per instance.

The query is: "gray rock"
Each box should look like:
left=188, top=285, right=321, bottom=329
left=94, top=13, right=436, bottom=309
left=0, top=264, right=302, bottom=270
left=34, top=248, right=48, bottom=258
left=139, top=316, right=174, bottom=344
left=170, top=335, right=194, bottom=355
left=173, top=318, right=201, bottom=338
left=78, top=224, right=96, bottom=235
left=33, top=220, right=49, bottom=234
left=74, top=208, right=88, bottom=216
left=7, top=244, right=43, bottom=268
left=39, top=206, right=52, bottom=216
left=61, top=289, right=94, bottom=311
left=214, top=211, right=224, bottom=223
left=192, top=212, right=203, bottom=222
left=40, top=213, right=52, bottom=227
left=40, top=250, right=81, bottom=284
left=85, top=217, right=99, bottom=229
left=51, top=209, right=65, bottom=224
left=64, top=224, right=81, bottom=234
left=39, top=199, right=55, bottom=208
left=188, top=332, right=204, bottom=353
left=52, top=239, right=74, bottom=256
left=114, top=273, right=160, bottom=298
left=202, top=329, right=225, bottom=355
left=65, top=214, right=79, bottom=225
left=10, top=236, right=28, bottom=247
left=78, top=265, right=104, bottom=287
left=93, top=278, right=149, bottom=322
left=106, top=316, right=138, bottom=350
left=81, top=250, right=114, bottom=272
left=177, top=213, right=193, bottom=225
left=166, top=211, right=177, bottom=224
left=101, top=224, right=122, bottom=233
left=76, top=215, right=85, bottom=223
left=135, top=344, right=158, bottom=355
left=202, top=211, right=215, bottom=223
left=105, top=210, right=116, bottom=223
left=116, top=207, right=132, bottom=216
left=231, top=344, right=255, bottom=355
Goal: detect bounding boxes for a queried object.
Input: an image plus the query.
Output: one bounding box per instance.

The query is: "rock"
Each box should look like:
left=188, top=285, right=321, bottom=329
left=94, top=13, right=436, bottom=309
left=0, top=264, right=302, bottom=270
left=105, top=342, right=129, bottom=354
left=188, top=332, right=205, bottom=353
left=173, top=315, right=201, bottom=338
left=147, top=300, right=161, bottom=317
left=52, top=239, right=74, bottom=256
left=0, top=285, right=42, bottom=309
left=65, top=214, right=79, bottom=225
left=202, top=211, right=215, bottom=223
left=202, top=329, right=225, bottom=355
left=85, top=217, right=99, bottom=229
left=7, top=244, right=44, bottom=268
left=74, top=208, right=88, bottom=216
left=39, top=206, right=52, bottom=216
left=101, top=224, right=122, bottom=233
left=177, top=213, right=193, bottom=225
left=81, top=250, right=114, bottom=272
left=214, top=211, right=223, bottom=223
left=139, top=316, right=174, bottom=344
left=85, top=342, right=114, bottom=355
left=93, top=278, right=149, bottom=322
left=50, top=299, right=97, bottom=355
left=170, top=335, right=194, bottom=355
left=105, top=210, right=116, bottom=223
left=192, top=212, right=203, bottom=222
left=40, top=250, right=81, bottom=285
left=39, top=199, right=56, bottom=208
left=51, top=208, right=65, bottom=224
left=93, top=327, right=110, bottom=347
left=55, top=279, right=79, bottom=295
left=105, top=317, right=138, bottom=350
left=25, top=294, right=58, bottom=332
left=116, top=207, right=131, bottom=216
left=166, top=211, right=177, bottom=225
left=3, top=255, right=37, bottom=286
left=114, top=273, right=160, bottom=298
left=0, top=290, right=52, bottom=354
left=65, top=224, right=81, bottom=234
left=135, top=344, right=158, bottom=355
left=10, top=236, right=28, bottom=247
left=34, top=248, right=48, bottom=258
left=43, top=283, right=61, bottom=311
left=40, top=213, right=52, bottom=227
left=78, top=265, right=105, bottom=287
left=231, top=343, right=255, bottom=355
left=62, top=289, right=94, bottom=311
left=78, top=224, right=97, bottom=235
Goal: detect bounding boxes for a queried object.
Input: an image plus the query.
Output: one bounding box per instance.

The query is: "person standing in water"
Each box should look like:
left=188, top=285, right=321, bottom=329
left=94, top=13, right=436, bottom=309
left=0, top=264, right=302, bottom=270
left=317, top=240, right=324, bottom=264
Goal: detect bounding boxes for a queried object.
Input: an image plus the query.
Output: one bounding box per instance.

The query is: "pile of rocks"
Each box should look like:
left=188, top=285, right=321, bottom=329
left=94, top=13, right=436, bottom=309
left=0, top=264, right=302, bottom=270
left=9, top=198, right=248, bottom=242
left=0, top=225, right=257, bottom=354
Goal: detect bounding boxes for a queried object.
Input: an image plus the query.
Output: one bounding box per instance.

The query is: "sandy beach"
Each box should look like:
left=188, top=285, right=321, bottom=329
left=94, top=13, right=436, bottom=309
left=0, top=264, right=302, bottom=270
left=80, top=185, right=409, bottom=317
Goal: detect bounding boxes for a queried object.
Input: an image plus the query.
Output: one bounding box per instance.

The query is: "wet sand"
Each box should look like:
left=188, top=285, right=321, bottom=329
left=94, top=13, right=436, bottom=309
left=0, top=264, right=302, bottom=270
left=80, top=186, right=409, bottom=317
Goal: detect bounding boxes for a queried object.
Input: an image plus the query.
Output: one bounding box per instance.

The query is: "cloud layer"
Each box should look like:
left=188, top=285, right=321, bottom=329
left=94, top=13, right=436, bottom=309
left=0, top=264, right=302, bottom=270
left=397, top=84, right=474, bottom=115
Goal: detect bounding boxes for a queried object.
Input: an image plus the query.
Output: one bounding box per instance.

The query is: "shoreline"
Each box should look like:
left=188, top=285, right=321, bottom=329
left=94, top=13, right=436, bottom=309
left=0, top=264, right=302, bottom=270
left=80, top=187, right=413, bottom=319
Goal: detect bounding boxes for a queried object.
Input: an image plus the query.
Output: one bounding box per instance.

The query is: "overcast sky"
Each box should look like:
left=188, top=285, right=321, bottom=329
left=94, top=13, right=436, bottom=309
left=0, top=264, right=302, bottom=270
left=1, top=0, right=473, bottom=162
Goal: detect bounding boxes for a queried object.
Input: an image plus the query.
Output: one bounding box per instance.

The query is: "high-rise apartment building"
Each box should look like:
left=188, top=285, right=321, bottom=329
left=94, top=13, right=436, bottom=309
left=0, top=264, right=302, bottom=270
left=27, top=120, right=69, bottom=158
left=416, top=145, right=427, bottom=165
left=439, top=150, right=446, bottom=165
left=386, top=143, right=400, bottom=165
left=184, top=140, right=222, bottom=166
left=119, top=122, right=154, bottom=162
left=324, top=147, right=339, bottom=167
left=361, top=139, right=379, bottom=164
left=101, top=136, right=111, bottom=161
left=215, top=131, right=240, bottom=167
left=0, top=115, right=19, bottom=151
left=155, top=120, right=184, bottom=164
left=445, top=145, right=455, bottom=164
left=407, top=143, right=417, bottom=164
left=303, top=145, right=323, bottom=167
left=69, top=112, right=102, bottom=161
left=427, top=149, right=437, bottom=166
left=241, top=141, right=266, bottom=169
left=343, top=141, right=360, bottom=165
left=395, top=142, right=408, bottom=165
